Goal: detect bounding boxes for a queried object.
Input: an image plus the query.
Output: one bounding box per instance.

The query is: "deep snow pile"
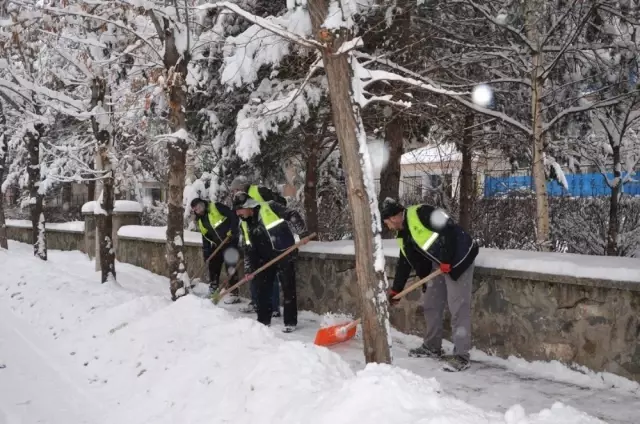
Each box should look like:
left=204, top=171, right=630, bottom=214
left=0, top=243, right=608, bottom=424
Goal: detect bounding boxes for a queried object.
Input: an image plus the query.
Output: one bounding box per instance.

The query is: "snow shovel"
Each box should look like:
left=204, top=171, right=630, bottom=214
left=213, top=233, right=317, bottom=305
left=314, top=318, right=361, bottom=347
left=189, top=233, right=232, bottom=289
left=392, top=269, right=443, bottom=300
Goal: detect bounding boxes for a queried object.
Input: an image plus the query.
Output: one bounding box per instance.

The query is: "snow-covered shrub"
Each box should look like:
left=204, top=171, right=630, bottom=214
left=141, top=202, right=168, bottom=227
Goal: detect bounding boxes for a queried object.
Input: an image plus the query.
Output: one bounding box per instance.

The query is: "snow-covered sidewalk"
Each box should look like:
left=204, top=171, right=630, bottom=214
left=1, top=242, right=638, bottom=424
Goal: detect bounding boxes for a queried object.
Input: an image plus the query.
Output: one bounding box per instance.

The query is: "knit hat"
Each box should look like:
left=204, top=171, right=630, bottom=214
left=380, top=197, right=405, bottom=220
left=230, top=175, right=249, bottom=192
left=190, top=197, right=206, bottom=208
left=232, top=191, right=260, bottom=210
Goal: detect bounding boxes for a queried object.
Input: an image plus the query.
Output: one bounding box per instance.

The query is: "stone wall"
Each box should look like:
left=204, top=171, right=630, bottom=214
left=293, top=251, right=640, bottom=382
left=5, top=219, right=640, bottom=382
left=6, top=224, right=85, bottom=252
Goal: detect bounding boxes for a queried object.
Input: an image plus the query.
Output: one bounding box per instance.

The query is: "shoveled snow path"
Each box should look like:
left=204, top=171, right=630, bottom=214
left=1, top=241, right=638, bottom=424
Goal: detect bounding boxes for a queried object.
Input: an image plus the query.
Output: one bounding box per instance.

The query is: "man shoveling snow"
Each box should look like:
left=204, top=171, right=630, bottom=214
left=381, top=198, right=479, bottom=372
left=233, top=191, right=310, bottom=333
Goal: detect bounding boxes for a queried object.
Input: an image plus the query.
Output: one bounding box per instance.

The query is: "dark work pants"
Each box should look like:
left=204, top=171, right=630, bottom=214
left=207, top=245, right=239, bottom=294
left=256, top=259, right=297, bottom=327
left=250, top=274, right=280, bottom=310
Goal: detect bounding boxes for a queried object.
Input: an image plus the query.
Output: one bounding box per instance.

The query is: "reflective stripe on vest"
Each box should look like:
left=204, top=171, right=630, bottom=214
left=406, top=205, right=439, bottom=252
left=241, top=221, right=251, bottom=246
left=396, top=237, right=405, bottom=257
left=240, top=202, right=285, bottom=246
left=197, top=203, right=227, bottom=242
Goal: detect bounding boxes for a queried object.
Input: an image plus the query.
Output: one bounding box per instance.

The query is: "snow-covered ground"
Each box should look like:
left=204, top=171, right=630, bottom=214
left=1, top=242, right=638, bottom=424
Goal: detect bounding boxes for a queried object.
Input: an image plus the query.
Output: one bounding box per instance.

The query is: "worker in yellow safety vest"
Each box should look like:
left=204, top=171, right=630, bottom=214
left=232, top=191, right=309, bottom=333
left=229, top=175, right=286, bottom=314
left=229, top=175, right=287, bottom=206
left=191, top=197, right=241, bottom=303
left=381, top=198, right=479, bottom=372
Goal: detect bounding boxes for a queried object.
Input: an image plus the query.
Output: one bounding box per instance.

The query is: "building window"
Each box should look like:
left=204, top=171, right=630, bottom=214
left=150, top=188, right=162, bottom=202
left=402, top=176, right=423, bottom=199
left=428, top=174, right=442, bottom=189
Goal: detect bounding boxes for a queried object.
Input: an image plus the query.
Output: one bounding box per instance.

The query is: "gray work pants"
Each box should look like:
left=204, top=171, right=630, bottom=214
left=422, top=264, right=474, bottom=358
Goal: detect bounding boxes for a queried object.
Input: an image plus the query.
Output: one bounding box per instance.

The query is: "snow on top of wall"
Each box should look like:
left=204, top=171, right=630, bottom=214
left=401, top=143, right=461, bottom=165
left=5, top=220, right=85, bottom=233
left=117, top=225, right=202, bottom=245
left=81, top=200, right=143, bottom=214
left=299, top=240, right=640, bottom=284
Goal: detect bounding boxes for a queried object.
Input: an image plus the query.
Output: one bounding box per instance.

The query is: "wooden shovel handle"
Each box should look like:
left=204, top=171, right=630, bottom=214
left=218, top=233, right=317, bottom=299
left=341, top=318, right=361, bottom=332
left=392, top=269, right=443, bottom=300
left=206, top=233, right=233, bottom=264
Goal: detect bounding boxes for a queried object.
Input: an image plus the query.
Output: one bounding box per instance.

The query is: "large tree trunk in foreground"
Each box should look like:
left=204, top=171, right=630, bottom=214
left=379, top=115, right=403, bottom=239
left=27, top=124, right=46, bottom=260
left=606, top=144, right=621, bottom=256
left=91, top=76, right=116, bottom=283
left=0, top=104, right=7, bottom=250
left=458, top=113, right=474, bottom=232
left=309, top=0, right=392, bottom=364
left=163, top=18, right=190, bottom=300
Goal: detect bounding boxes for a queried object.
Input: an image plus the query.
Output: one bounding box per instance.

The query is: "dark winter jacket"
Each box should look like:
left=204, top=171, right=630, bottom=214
left=242, top=201, right=308, bottom=275
left=392, top=204, right=478, bottom=292
left=195, top=201, right=240, bottom=257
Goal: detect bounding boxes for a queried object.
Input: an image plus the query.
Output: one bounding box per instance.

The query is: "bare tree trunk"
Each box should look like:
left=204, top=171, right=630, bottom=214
left=61, top=182, right=72, bottom=211
left=0, top=103, right=7, bottom=250
left=526, top=4, right=551, bottom=249
left=309, top=0, right=392, bottom=364
left=27, top=124, right=46, bottom=260
left=0, top=195, right=6, bottom=250
left=163, top=20, right=190, bottom=301
left=379, top=115, right=403, bottom=239
left=91, top=77, right=116, bottom=283
left=88, top=171, right=96, bottom=202
left=606, top=145, right=621, bottom=256
left=458, top=113, right=474, bottom=232
left=303, top=137, right=319, bottom=235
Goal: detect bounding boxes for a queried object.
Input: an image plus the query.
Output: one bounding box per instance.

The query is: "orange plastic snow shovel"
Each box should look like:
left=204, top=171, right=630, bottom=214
left=314, top=318, right=361, bottom=347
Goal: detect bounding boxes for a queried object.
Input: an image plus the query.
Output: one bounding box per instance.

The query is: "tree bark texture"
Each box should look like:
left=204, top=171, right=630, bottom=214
left=458, top=113, right=474, bottom=232
left=303, top=136, right=319, bottom=235
left=0, top=103, right=7, bottom=250
left=526, top=4, right=551, bottom=249
left=163, top=17, right=190, bottom=300
left=27, top=124, right=46, bottom=260
left=379, top=115, right=403, bottom=239
left=309, top=0, right=392, bottom=364
left=606, top=144, right=621, bottom=256
left=91, top=76, right=116, bottom=283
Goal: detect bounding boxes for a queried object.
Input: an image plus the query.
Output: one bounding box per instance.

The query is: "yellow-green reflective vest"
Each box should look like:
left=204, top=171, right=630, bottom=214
left=240, top=202, right=285, bottom=246
left=197, top=202, right=227, bottom=243
left=396, top=205, right=439, bottom=256
left=247, top=185, right=264, bottom=202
